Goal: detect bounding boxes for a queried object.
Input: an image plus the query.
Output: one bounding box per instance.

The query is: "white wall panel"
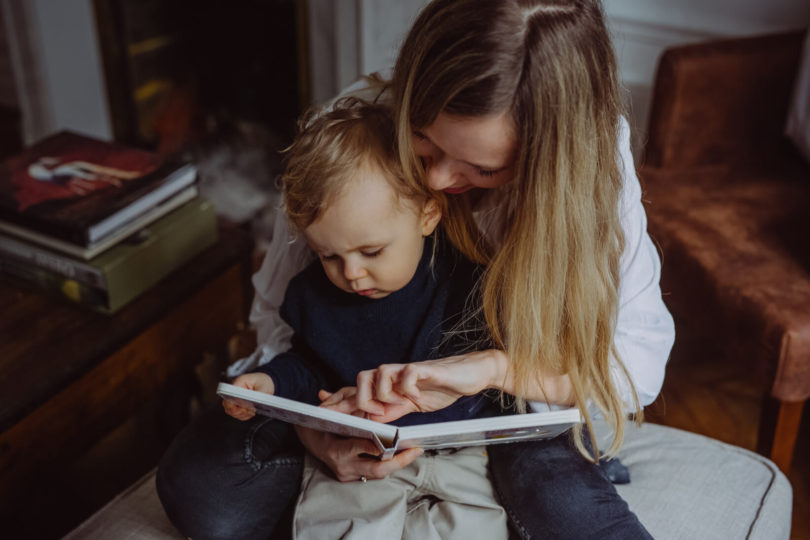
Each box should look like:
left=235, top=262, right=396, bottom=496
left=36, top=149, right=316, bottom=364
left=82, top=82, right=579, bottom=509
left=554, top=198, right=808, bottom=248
left=309, top=0, right=810, bottom=156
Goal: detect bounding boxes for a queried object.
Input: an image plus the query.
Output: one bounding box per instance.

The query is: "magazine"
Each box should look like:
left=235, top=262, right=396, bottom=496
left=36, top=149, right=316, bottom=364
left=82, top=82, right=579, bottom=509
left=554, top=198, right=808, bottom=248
left=217, top=383, right=582, bottom=460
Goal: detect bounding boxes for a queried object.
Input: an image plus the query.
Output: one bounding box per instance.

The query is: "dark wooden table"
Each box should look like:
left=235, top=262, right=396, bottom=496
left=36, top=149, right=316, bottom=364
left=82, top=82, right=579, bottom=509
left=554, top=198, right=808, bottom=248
left=0, top=224, right=253, bottom=510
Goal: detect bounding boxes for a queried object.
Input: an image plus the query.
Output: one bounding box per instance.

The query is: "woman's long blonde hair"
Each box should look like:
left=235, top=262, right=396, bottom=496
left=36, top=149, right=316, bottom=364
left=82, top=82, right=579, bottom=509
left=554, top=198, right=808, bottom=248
left=391, top=0, right=638, bottom=458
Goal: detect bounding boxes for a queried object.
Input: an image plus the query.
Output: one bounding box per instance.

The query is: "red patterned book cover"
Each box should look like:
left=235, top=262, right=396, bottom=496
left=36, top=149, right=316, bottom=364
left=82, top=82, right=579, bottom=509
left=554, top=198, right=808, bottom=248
left=0, top=131, right=197, bottom=247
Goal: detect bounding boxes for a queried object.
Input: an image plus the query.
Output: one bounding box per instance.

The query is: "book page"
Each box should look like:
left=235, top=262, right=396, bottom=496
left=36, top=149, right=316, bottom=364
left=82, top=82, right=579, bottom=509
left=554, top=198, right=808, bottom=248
left=396, top=409, right=581, bottom=451
left=217, top=383, right=398, bottom=447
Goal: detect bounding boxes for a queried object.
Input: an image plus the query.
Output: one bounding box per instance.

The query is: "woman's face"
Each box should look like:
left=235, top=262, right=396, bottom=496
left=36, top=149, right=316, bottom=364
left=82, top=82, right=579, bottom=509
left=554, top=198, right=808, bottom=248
left=412, top=112, right=517, bottom=193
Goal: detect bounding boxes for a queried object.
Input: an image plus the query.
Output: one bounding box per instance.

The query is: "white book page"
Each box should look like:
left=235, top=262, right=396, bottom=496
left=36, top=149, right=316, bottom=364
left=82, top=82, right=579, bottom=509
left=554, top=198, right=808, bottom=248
left=216, top=383, right=399, bottom=447
left=396, top=409, right=582, bottom=451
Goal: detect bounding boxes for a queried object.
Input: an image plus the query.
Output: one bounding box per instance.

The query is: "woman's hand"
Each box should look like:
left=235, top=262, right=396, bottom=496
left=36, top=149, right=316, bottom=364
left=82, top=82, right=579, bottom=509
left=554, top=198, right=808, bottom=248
left=222, top=372, right=275, bottom=421
left=295, top=422, right=423, bottom=483
left=355, top=350, right=507, bottom=423
left=319, top=387, right=419, bottom=422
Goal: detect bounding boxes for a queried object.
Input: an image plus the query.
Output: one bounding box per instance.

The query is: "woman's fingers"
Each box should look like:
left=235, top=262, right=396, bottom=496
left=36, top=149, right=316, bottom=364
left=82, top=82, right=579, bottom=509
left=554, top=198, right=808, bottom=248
left=373, top=364, right=398, bottom=402
left=356, top=370, right=386, bottom=415
left=297, top=425, right=423, bottom=483
left=331, top=441, right=423, bottom=482
left=319, top=387, right=368, bottom=416
left=398, top=364, right=424, bottom=400
left=367, top=447, right=424, bottom=479
left=325, top=437, right=384, bottom=482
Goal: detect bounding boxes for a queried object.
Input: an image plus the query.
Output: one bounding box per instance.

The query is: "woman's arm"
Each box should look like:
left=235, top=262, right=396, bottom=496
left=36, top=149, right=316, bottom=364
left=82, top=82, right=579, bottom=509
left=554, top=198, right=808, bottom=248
left=227, top=208, right=315, bottom=377
left=352, top=350, right=573, bottom=423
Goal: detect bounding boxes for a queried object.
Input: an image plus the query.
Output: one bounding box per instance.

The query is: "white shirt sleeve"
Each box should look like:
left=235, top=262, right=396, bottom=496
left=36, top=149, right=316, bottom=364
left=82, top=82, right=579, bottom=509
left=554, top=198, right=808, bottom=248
left=610, top=116, right=675, bottom=409
left=530, top=117, right=674, bottom=413
left=226, top=204, right=315, bottom=377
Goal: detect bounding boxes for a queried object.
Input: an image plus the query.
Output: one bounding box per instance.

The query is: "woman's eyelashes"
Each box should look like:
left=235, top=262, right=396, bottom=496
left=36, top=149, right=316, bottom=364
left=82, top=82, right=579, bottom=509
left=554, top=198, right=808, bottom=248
left=413, top=129, right=501, bottom=178
left=476, top=167, right=499, bottom=177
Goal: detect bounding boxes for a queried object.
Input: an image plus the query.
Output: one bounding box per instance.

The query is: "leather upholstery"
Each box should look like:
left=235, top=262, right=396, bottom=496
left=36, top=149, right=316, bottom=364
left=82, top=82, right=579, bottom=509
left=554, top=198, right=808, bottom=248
left=644, top=31, right=805, bottom=170
left=640, top=30, right=810, bottom=402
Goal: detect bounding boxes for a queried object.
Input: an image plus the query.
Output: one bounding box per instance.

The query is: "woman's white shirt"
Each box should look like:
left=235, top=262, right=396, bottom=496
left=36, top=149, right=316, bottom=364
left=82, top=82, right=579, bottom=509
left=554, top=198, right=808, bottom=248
left=229, top=116, right=675, bottom=413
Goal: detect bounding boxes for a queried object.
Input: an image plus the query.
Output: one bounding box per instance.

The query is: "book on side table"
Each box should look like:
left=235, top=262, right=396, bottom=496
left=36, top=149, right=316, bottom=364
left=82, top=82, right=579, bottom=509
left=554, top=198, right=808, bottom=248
left=217, top=382, right=582, bottom=460
left=0, top=198, right=218, bottom=313
left=0, top=131, right=198, bottom=259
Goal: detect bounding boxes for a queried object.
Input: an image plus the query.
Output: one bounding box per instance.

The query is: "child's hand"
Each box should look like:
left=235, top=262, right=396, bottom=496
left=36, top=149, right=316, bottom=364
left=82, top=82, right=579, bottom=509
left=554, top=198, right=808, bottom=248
left=320, top=386, right=419, bottom=423
left=222, top=372, right=275, bottom=421
left=318, top=387, right=364, bottom=416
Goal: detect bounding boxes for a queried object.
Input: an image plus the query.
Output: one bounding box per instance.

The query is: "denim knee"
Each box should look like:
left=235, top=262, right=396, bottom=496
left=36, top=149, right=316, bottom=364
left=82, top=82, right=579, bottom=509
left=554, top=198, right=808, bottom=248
left=489, top=436, right=651, bottom=540
left=157, top=409, right=304, bottom=540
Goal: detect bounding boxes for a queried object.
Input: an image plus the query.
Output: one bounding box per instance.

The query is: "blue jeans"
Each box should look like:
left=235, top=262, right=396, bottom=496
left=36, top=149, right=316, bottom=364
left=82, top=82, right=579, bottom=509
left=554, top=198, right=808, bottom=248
left=156, top=409, right=304, bottom=540
left=488, top=434, right=652, bottom=540
left=158, top=411, right=647, bottom=539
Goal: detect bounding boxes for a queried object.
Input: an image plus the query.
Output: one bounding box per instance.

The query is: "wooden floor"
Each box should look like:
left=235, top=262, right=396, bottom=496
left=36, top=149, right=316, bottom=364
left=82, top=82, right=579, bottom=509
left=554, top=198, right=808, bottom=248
left=646, top=335, right=810, bottom=540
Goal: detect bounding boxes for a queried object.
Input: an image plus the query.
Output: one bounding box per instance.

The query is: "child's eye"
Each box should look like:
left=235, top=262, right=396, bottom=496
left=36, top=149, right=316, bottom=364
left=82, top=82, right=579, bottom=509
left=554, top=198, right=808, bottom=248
left=320, top=254, right=339, bottom=261
left=412, top=130, right=427, bottom=140
left=362, top=249, right=383, bottom=258
left=476, top=167, right=498, bottom=177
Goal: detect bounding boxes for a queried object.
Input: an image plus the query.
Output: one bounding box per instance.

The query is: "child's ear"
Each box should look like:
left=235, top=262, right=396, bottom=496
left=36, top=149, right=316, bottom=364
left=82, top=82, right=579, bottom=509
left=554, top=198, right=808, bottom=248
left=420, top=199, right=442, bottom=236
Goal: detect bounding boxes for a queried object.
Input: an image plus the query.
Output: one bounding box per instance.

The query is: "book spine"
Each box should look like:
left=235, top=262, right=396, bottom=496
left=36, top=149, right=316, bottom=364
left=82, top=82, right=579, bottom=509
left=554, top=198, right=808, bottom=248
left=102, top=198, right=217, bottom=312
left=0, top=236, right=105, bottom=288
left=0, top=258, right=110, bottom=311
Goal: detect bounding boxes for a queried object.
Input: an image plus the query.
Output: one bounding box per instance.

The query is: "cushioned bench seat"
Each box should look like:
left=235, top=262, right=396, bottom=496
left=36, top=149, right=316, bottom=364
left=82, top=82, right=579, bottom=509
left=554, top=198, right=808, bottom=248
left=65, top=420, right=792, bottom=539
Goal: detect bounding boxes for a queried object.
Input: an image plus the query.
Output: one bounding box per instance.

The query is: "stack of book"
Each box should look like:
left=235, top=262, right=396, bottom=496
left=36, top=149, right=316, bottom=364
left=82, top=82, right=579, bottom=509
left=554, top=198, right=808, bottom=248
left=0, top=131, right=218, bottom=313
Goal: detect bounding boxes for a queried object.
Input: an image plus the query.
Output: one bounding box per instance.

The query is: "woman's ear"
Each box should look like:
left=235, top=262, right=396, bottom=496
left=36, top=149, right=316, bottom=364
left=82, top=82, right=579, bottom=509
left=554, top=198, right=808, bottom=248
left=421, top=199, right=442, bottom=236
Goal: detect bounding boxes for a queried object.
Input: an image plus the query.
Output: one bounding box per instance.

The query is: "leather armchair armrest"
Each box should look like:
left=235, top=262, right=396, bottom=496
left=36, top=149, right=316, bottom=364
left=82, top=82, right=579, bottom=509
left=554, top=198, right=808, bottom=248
left=644, top=31, right=805, bottom=169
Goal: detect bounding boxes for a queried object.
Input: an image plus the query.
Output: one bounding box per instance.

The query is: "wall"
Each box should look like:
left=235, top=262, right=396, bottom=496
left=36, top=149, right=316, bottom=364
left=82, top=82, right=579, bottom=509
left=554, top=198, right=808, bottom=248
left=605, top=0, right=810, bottom=157
left=307, top=0, right=810, bottom=157
left=1, top=0, right=111, bottom=144
left=0, top=5, right=17, bottom=107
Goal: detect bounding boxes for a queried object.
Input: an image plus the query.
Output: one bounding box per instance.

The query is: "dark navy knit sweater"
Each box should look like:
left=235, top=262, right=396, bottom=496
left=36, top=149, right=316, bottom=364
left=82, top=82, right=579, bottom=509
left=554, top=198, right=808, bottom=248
left=258, top=236, right=496, bottom=427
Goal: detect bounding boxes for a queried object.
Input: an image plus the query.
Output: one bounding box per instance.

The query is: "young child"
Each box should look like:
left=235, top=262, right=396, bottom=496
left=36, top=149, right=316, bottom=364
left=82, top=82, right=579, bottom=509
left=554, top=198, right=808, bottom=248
left=222, top=99, right=509, bottom=540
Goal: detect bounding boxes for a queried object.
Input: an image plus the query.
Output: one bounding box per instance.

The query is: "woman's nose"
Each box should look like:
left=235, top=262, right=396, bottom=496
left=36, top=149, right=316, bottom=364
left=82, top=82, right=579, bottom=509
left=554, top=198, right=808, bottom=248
left=425, top=157, right=457, bottom=191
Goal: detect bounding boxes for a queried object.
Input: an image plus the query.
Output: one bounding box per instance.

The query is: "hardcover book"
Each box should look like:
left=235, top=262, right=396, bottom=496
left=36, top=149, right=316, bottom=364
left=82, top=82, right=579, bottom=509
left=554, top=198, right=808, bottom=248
left=0, top=197, right=218, bottom=313
left=0, top=131, right=197, bottom=252
left=217, top=383, right=582, bottom=460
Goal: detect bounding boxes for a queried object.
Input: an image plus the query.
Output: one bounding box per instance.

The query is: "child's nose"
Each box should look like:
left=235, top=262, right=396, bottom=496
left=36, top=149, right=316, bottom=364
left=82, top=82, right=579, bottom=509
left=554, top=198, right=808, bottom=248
left=343, top=260, right=367, bottom=281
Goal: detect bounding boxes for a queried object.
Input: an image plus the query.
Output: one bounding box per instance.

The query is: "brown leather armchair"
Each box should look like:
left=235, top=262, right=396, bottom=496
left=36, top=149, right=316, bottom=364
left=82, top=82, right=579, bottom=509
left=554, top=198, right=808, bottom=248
left=640, top=30, right=810, bottom=473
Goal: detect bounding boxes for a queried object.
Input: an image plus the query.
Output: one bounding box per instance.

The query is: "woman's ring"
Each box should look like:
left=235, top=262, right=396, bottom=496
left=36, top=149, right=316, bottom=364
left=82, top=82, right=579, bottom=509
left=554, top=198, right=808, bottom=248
left=360, top=476, right=368, bottom=483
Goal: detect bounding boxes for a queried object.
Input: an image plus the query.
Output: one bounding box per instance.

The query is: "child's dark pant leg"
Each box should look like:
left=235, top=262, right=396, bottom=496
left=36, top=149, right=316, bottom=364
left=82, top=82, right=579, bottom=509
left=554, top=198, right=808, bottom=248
left=488, top=435, right=651, bottom=540
left=156, top=408, right=304, bottom=540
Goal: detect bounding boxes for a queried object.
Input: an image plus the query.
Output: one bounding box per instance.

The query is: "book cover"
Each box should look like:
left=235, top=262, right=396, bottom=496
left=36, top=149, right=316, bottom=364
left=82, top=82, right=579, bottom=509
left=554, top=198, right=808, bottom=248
left=0, top=197, right=218, bottom=313
left=217, top=383, right=581, bottom=460
left=0, top=185, right=198, bottom=260
left=0, top=131, right=197, bottom=247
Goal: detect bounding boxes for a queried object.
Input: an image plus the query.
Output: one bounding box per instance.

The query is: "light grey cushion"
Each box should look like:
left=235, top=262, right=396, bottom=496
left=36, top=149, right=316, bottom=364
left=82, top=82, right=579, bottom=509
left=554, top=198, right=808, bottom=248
left=64, top=471, right=182, bottom=540
left=66, top=422, right=792, bottom=539
left=595, top=421, right=792, bottom=540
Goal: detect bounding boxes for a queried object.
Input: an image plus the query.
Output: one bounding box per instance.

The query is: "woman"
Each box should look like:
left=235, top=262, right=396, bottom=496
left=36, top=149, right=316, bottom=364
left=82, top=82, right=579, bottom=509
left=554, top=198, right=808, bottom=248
left=157, top=1, right=674, bottom=538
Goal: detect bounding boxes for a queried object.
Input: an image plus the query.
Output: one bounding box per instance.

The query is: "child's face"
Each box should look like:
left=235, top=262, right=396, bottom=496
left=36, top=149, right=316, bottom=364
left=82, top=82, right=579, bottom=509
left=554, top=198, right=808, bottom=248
left=304, top=166, right=440, bottom=299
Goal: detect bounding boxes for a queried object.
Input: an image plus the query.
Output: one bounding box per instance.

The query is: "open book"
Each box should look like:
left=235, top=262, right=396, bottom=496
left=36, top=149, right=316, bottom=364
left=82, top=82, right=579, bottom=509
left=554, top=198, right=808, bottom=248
left=218, top=382, right=582, bottom=460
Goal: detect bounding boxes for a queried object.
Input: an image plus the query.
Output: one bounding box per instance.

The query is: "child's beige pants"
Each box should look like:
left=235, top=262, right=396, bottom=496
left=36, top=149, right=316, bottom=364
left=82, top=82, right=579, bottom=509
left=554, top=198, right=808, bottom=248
left=293, top=446, right=509, bottom=540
